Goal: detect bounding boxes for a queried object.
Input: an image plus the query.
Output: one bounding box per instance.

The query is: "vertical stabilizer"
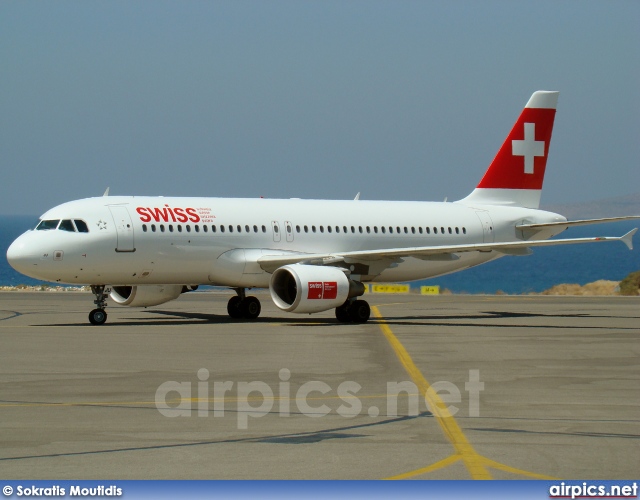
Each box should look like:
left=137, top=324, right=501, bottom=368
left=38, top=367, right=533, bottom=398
left=458, top=91, right=559, bottom=208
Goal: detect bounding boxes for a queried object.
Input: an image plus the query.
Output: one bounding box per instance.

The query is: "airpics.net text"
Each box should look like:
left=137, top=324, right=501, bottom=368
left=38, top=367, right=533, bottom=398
left=155, top=369, right=485, bottom=429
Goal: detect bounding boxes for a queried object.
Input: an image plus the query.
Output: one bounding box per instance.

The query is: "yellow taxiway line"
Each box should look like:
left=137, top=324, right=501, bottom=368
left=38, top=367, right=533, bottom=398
left=371, top=305, right=557, bottom=480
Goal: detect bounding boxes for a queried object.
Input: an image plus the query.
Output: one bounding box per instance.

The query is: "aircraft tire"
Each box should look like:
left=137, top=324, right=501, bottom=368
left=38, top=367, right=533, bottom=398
left=240, top=296, right=261, bottom=320
left=335, top=303, right=351, bottom=323
left=89, top=308, right=107, bottom=325
left=227, top=296, right=243, bottom=319
left=348, top=300, right=370, bottom=323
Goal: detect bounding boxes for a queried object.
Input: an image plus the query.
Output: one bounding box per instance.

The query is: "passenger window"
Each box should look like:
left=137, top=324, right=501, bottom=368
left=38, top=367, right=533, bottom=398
left=262, top=225, right=266, bottom=233
left=160, top=224, right=166, bottom=232
left=389, top=227, right=393, bottom=234
left=273, top=225, right=278, bottom=233
left=74, top=220, right=89, bottom=233
left=195, top=225, right=199, bottom=233
left=186, top=225, right=191, bottom=232
left=228, top=225, right=232, bottom=233
left=237, top=225, right=242, bottom=232
left=203, top=225, right=208, bottom=233
left=441, top=227, right=445, bottom=234
left=448, top=227, right=452, bottom=234
left=304, top=225, right=308, bottom=233
left=335, top=226, right=339, bottom=233
left=358, top=226, right=363, bottom=234
left=433, top=227, right=438, bottom=234
left=151, top=224, right=157, bottom=232
left=411, top=227, right=415, bottom=234
left=351, top=226, right=355, bottom=233
left=463, top=227, right=467, bottom=234
left=404, top=227, right=408, bottom=234
left=59, top=220, right=76, bottom=232
left=381, top=227, right=386, bottom=234
left=212, top=225, right=217, bottom=233
left=169, top=225, right=174, bottom=232
left=320, top=226, right=324, bottom=233
left=220, top=225, right=225, bottom=233
left=253, top=225, right=258, bottom=233
left=312, top=226, right=316, bottom=233
left=36, top=220, right=60, bottom=231
left=343, top=226, right=347, bottom=233
left=327, top=226, right=331, bottom=233
left=373, top=227, right=378, bottom=234
left=426, top=227, right=430, bottom=234
left=455, top=227, right=459, bottom=234
left=419, top=227, right=423, bottom=234
left=246, top=225, right=250, bottom=233
left=396, top=226, right=401, bottom=233
left=142, top=224, right=148, bottom=232
left=178, top=225, right=183, bottom=233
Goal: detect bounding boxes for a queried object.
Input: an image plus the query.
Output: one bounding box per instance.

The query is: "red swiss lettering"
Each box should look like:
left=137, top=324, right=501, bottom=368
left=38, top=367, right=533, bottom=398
left=173, top=208, right=188, bottom=223
left=136, top=207, right=151, bottom=223
left=308, top=282, right=323, bottom=300
left=136, top=206, right=202, bottom=224
left=186, top=207, right=201, bottom=223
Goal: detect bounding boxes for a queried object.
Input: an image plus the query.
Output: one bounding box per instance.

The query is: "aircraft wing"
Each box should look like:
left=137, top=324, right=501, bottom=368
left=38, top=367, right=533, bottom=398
left=516, top=215, right=640, bottom=230
left=257, top=228, right=637, bottom=273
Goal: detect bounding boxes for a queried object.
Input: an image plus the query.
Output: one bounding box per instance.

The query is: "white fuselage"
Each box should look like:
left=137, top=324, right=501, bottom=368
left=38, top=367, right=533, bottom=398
left=7, top=196, right=566, bottom=287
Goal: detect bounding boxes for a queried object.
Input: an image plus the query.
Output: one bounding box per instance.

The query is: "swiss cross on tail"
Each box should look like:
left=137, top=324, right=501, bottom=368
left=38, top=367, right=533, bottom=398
left=512, top=123, right=545, bottom=174
left=461, top=91, right=559, bottom=209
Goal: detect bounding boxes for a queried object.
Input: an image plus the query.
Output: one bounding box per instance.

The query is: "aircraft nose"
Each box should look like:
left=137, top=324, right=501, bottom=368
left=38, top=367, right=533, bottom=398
left=6, top=233, right=37, bottom=275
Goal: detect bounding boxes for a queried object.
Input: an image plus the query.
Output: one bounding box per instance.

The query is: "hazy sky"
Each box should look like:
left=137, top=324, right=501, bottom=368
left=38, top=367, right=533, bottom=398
left=1, top=1, right=638, bottom=215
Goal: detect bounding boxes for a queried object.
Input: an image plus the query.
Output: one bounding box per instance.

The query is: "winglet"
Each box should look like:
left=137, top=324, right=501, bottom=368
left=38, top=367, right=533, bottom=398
left=103, top=187, right=110, bottom=197
left=621, top=228, right=637, bottom=251
left=354, top=192, right=361, bottom=201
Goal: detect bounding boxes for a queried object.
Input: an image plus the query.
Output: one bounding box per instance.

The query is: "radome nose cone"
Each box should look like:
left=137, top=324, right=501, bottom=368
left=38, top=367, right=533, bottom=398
left=6, top=235, right=31, bottom=274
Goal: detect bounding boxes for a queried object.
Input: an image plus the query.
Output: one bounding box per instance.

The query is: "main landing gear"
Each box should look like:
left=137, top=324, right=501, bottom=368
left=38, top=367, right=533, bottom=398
left=89, top=285, right=111, bottom=325
left=227, top=288, right=261, bottom=320
left=335, top=299, right=371, bottom=324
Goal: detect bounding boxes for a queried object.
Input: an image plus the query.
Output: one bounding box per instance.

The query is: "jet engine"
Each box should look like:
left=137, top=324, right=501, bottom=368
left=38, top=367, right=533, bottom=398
left=269, top=264, right=364, bottom=314
left=110, top=285, right=194, bottom=307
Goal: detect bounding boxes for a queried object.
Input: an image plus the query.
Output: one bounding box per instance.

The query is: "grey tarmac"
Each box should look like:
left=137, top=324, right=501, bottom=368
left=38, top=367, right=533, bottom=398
left=0, top=291, right=637, bottom=479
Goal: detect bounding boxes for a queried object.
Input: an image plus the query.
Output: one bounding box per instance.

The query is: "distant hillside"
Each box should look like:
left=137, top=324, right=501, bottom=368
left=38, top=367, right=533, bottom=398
left=543, top=192, right=640, bottom=219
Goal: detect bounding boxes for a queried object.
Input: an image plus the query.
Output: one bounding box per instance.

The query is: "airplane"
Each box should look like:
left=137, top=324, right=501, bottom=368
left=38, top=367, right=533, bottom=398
left=6, top=91, right=639, bottom=325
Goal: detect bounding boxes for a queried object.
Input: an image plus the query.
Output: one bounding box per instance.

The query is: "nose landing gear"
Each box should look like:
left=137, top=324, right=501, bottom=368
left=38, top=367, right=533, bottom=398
left=89, top=285, right=111, bottom=325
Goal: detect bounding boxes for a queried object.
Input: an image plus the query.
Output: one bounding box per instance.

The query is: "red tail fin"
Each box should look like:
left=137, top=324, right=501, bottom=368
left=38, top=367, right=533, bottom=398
left=459, top=91, right=558, bottom=208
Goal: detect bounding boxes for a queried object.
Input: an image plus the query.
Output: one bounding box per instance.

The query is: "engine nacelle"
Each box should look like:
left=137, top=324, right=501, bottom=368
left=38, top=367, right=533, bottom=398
left=110, top=285, right=185, bottom=307
left=269, top=265, right=364, bottom=314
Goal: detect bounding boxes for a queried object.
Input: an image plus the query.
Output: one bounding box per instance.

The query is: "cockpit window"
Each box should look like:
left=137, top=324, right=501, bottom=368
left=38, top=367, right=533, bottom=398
left=36, top=220, right=60, bottom=231
left=74, top=220, right=89, bottom=233
left=59, top=219, right=76, bottom=232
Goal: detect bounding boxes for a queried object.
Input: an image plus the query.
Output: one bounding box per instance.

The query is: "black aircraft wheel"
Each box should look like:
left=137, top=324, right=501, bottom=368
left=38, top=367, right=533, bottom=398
left=89, top=308, right=108, bottom=325
left=240, top=296, right=261, bottom=320
left=227, top=296, right=243, bottom=319
left=335, top=303, right=351, bottom=323
left=348, top=300, right=371, bottom=323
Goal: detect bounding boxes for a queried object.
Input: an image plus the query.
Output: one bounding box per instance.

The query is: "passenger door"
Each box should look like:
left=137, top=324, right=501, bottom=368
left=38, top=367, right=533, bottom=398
left=108, top=205, right=136, bottom=252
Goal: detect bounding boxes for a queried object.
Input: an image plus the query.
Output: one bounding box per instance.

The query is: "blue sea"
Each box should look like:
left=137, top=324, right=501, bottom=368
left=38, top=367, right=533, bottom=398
left=1, top=215, right=638, bottom=294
